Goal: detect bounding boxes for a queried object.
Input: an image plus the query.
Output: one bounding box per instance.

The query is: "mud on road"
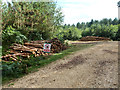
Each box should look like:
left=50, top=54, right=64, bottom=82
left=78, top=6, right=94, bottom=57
left=3, top=41, right=118, bottom=88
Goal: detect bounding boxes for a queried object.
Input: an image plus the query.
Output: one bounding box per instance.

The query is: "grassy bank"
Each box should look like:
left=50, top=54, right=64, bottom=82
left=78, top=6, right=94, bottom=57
left=0, top=46, right=1, bottom=58
left=2, top=44, right=93, bottom=85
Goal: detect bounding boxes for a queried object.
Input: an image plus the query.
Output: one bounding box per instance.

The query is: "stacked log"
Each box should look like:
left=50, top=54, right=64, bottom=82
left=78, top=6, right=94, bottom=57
left=2, top=38, right=67, bottom=61
left=80, top=36, right=111, bottom=41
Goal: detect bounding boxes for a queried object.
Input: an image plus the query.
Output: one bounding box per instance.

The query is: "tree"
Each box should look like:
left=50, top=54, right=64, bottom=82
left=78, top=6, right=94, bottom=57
left=116, top=21, right=120, bottom=40
left=72, top=24, right=75, bottom=27
left=102, top=18, right=109, bottom=25
left=108, top=18, right=112, bottom=25
left=118, top=1, right=120, bottom=7
left=2, top=1, right=64, bottom=40
left=88, top=19, right=93, bottom=27
left=76, top=22, right=81, bottom=29
left=63, top=24, right=67, bottom=29
left=81, top=22, right=86, bottom=29
left=112, top=18, right=118, bottom=25
left=99, top=18, right=109, bottom=25
left=68, top=24, right=70, bottom=27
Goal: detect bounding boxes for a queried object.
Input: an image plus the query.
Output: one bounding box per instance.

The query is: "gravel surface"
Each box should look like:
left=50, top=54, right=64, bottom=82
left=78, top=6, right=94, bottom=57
left=3, top=41, right=118, bottom=88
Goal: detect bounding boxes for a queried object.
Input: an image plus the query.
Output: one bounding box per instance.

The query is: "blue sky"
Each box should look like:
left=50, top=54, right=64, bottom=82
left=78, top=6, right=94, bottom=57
left=3, top=0, right=119, bottom=25
left=56, top=0, right=119, bottom=25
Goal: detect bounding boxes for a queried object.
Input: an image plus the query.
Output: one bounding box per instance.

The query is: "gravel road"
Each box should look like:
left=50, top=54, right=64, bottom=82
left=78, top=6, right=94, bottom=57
left=3, top=41, right=118, bottom=88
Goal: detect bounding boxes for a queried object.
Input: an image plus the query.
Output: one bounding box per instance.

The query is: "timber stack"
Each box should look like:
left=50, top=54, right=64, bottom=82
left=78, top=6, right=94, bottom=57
left=2, top=38, right=67, bottom=61
left=80, top=36, right=111, bottom=41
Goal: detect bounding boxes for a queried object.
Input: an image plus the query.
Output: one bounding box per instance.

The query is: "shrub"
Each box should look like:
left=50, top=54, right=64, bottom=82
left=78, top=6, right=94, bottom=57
left=2, top=26, right=27, bottom=46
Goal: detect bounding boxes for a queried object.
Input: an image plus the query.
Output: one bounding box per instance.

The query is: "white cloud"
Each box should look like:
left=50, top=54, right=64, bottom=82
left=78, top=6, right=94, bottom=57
left=57, top=0, right=119, bottom=25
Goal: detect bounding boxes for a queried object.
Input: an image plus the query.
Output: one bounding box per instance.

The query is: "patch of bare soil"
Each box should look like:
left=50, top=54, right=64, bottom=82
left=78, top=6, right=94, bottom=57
left=92, top=60, right=115, bottom=76
left=2, top=41, right=118, bottom=88
left=103, top=50, right=118, bottom=54
left=54, top=55, right=85, bottom=70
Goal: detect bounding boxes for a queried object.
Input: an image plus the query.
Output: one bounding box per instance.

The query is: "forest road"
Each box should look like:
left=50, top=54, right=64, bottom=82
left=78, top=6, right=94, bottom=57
left=3, top=41, right=118, bottom=88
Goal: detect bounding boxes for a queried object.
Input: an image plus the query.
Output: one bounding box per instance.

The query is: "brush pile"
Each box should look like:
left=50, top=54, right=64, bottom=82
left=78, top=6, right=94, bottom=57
left=2, top=38, right=67, bottom=61
left=80, top=36, right=111, bottom=41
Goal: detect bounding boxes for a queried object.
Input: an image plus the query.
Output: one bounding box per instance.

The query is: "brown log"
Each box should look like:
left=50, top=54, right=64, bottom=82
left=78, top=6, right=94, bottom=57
left=30, top=40, right=45, bottom=44
left=2, top=53, right=30, bottom=59
left=80, top=36, right=111, bottom=41
left=12, top=56, right=18, bottom=60
left=2, top=54, right=12, bottom=58
left=10, top=50, right=18, bottom=54
left=10, top=57, right=17, bottom=61
left=13, top=47, right=37, bottom=53
left=24, top=43, right=43, bottom=48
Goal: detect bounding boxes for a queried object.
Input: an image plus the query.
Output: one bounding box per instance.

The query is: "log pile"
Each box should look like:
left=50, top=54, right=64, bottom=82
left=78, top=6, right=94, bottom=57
left=80, top=36, right=111, bottom=41
left=2, top=38, right=67, bottom=61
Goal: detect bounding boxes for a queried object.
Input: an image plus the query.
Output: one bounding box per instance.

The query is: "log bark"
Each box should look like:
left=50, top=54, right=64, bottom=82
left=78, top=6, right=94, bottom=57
left=2, top=38, right=67, bottom=61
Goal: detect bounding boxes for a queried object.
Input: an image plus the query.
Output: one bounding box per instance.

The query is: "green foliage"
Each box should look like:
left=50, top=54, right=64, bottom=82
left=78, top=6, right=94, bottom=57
left=2, top=26, right=27, bottom=45
left=2, top=61, right=25, bottom=77
left=53, top=27, right=82, bottom=41
left=28, top=31, right=43, bottom=41
left=116, top=24, right=120, bottom=40
left=15, top=34, right=27, bottom=44
left=81, top=24, right=118, bottom=40
left=2, top=55, right=43, bottom=78
left=2, top=2, right=64, bottom=40
left=61, top=18, right=119, bottom=41
left=76, top=22, right=81, bottom=29
left=0, top=46, right=2, bottom=58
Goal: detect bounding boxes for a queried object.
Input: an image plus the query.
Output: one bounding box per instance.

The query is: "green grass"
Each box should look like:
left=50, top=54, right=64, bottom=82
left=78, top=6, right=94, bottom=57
left=0, top=46, right=2, bottom=87
left=2, top=44, right=93, bottom=85
left=0, top=46, right=2, bottom=58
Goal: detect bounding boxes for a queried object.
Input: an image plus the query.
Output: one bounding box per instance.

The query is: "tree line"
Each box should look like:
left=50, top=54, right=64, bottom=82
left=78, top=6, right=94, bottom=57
left=53, top=18, right=119, bottom=42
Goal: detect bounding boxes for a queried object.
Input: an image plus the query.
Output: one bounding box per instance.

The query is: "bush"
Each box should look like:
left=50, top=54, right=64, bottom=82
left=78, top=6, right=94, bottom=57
left=2, top=26, right=27, bottom=47
left=2, top=55, right=46, bottom=78
left=27, top=31, right=43, bottom=41
left=2, top=61, right=25, bottom=77
left=53, top=27, right=82, bottom=41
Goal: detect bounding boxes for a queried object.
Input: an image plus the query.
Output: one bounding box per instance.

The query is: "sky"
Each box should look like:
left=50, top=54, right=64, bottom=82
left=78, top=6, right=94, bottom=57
left=56, top=0, right=119, bottom=25
left=2, top=0, right=120, bottom=25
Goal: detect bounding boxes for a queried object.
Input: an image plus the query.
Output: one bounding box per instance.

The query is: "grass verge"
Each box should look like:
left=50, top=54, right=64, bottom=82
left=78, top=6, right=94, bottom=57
left=0, top=46, right=2, bottom=58
left=2, top=44, right=93, bottom=85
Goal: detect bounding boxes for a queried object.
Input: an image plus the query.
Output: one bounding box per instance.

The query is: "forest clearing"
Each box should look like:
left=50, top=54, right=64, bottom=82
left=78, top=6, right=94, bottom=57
left=1, top=0, right=120, bottom=88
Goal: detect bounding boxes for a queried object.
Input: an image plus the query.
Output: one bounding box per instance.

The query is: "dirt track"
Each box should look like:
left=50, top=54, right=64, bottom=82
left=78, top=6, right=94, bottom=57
left=3, top=41, right=118, bottom=88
